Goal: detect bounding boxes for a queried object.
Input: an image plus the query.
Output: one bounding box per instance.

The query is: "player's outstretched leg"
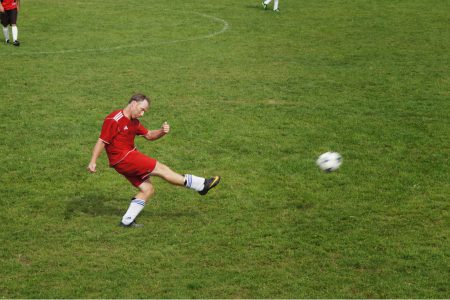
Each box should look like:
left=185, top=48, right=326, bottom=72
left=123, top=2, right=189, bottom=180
left=151, top=162, right=220, bottom=195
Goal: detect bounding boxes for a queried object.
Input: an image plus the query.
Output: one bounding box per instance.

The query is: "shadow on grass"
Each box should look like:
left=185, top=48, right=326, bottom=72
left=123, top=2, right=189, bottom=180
left=64, top=194, right=200, bottom=219
left=244, top=4, right=264, bottom=10
left=143, top=210, right=200, bottom=218
left=64, top=194, right=123, bottom=219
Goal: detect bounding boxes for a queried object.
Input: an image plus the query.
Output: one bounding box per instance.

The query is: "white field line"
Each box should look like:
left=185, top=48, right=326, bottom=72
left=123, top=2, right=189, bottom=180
left=13, top=11, right=230, bottom=55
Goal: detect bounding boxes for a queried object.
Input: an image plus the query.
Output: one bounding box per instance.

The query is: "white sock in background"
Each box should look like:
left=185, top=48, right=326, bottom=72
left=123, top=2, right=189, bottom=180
left=11, top=25, right=18, bottom=41
left=2, top=27, right=9, bottom=41
left=184, top=174, right=205, bottom=192
left=121, top=198, right=146, bottom=225
left=274, top=0, right=279, bottom=10
left=264, top=0, right=271, bottom=4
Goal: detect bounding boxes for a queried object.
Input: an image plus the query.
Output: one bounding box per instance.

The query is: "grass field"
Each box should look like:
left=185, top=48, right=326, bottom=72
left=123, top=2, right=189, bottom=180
left=1, top=0, right=449, bottom=298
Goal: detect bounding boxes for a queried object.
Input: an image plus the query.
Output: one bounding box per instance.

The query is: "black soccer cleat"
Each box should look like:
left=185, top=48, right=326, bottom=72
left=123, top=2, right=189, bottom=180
left=199, top=176, right=221, bottom=195
left=119, top=220, right=143, bottom=228
left=5, top=39, right=10, bottom=44
left=13, top=40, right=20, bottom=46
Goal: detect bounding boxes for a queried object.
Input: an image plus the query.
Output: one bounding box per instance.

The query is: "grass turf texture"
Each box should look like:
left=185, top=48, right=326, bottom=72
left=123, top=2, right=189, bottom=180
left=1, top=0, right=449, bottom=298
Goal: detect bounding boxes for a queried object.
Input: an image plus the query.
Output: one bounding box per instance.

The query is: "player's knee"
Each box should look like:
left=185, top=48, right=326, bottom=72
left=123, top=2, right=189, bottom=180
left=154, top=162, right=170, bottom=176
left=142, top=185, right=154, bottom=199
left=138, top=182, right=155, bottom=200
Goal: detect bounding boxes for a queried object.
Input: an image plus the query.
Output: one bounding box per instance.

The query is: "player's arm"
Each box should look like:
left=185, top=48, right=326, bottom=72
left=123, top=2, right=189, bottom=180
left=87, top=138, right=106, bottom=173
left=144, top=122, right=170, bottom=141
left=16, top=0, right=19, bottom=11
left=0, top=2, right=4, bottom=13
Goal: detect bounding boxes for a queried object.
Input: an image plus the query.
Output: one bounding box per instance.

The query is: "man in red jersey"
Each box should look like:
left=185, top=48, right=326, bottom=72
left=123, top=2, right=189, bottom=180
left=0, top=0, right=20, bottom=46
left=87, top=94, right=220, bottom=227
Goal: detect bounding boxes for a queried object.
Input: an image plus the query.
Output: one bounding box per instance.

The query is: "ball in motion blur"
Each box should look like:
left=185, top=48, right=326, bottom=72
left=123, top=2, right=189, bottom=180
left=316, top=152, right=342, bottom=172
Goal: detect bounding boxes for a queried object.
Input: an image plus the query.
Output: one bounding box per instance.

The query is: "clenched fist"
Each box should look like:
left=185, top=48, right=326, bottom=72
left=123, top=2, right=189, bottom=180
left=161, top=121, right=170, bottom=134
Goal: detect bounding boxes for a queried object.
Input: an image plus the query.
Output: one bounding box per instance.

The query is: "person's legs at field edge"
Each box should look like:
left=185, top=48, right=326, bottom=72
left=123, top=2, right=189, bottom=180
left=262, top=0, right=279, bottom=11
left=2, top=10, right=19, bottom=46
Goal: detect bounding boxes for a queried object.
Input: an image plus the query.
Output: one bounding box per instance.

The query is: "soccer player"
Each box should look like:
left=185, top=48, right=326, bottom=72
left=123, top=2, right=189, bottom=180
left=0, top=0, right=20, bottom=46
left=87, top=94, right=221, bottom=227
left=261, top=0, right=279, bottom=12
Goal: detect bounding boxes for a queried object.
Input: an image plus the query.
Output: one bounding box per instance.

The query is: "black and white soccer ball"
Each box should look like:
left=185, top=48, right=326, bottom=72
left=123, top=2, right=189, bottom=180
left=316, top=152, right=342, bottom=172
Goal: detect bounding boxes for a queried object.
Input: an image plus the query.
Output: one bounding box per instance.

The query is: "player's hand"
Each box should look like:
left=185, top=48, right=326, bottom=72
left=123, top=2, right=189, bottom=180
left=161, top=121, right=170, bottom=134
left=87, top=162, right=97, bottom=173
left=0, top=6, right=4, bottom=13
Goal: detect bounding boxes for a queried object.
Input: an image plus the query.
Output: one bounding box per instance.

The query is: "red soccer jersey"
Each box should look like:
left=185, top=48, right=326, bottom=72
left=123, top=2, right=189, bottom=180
left=1, top=0, right=17, bottom=10
left=99, top=110, right=149, bottom=166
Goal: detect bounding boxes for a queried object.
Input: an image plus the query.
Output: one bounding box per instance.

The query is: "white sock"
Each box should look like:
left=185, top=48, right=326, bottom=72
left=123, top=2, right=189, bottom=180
left=2, top=27, right=9, bottom=41
left=11, top=25, right=18, bottom=41
left=184, top=174, right=205, bottom=192
left=264, top=0, right=271, bottom=4
left=274, top=0, right=279, bottom=10
left=121, top=198, right=145, bottom=225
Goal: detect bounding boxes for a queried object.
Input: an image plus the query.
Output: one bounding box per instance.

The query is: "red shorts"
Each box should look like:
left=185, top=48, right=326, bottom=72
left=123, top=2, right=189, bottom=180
left=113, top=150, right=157, bottom=187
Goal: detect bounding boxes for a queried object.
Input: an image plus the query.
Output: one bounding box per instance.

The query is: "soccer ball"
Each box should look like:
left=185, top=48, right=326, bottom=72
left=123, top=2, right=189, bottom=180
left=316, top=152, right=342, bottom=172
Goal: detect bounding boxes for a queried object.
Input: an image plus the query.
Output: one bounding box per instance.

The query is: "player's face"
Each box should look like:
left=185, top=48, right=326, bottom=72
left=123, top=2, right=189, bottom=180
left=131, top=100, right=149, bottom=119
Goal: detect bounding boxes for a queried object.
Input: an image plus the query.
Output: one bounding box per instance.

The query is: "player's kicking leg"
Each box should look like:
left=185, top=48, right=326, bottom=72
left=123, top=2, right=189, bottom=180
left=151, top=162, right=221, bottom=196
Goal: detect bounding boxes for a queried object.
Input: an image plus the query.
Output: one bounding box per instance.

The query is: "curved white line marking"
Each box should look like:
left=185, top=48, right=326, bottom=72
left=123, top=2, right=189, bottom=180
left=13, top=11, right=229, bottom=55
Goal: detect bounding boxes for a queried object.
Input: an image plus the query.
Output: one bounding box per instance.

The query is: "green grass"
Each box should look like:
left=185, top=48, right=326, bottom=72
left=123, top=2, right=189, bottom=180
left=1, top=0, right=449, bottom=298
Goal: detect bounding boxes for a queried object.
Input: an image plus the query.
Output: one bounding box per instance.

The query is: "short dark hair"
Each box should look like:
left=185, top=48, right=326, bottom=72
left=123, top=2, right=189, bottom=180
left=129, top=93, right=150, bottom=104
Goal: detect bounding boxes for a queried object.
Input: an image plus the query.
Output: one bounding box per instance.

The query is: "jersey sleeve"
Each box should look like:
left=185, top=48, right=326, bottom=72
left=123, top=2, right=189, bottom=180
left=136, top=121, right=149, bottom=136
left=99, top=118, right=119, bottom=144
